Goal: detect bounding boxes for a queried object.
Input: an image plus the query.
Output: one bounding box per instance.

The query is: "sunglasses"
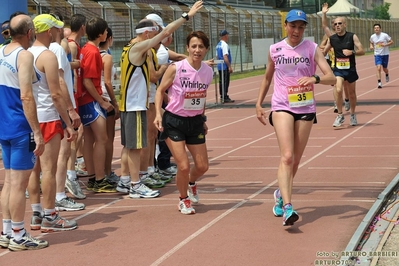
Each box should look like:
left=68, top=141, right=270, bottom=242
left=334, top=22, right=343, bottom=26
left=2, top=29, right=10, bottom=35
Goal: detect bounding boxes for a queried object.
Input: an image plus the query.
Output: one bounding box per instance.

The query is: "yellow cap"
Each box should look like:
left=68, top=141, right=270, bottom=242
left=33, top=14, right=64, bottom=34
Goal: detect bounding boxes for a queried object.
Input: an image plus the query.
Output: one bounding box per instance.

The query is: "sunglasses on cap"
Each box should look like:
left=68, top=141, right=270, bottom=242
left=2, top=29, right=10, bottom=35
left=334, top=22, right=343, bottom=26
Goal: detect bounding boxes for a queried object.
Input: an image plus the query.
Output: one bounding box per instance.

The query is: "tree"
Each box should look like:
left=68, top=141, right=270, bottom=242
left=372, top=2, right=391, bottom=20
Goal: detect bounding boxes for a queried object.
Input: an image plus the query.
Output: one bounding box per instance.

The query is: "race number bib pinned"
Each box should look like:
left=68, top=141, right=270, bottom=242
left=287, top=85, right=314, bottom=108
left=183, top=91, right=207, bottom=110
left=336, top=58, right=350, bottom=69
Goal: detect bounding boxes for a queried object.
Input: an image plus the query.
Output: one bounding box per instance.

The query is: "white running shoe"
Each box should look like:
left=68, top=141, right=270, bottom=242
left=350, top=113, right=357, bottom=126
left=188, top=183, right=199, bottom=203
left=129, top=183, right=160, bottom=198
left=178, top=198, right=195, bottom=215
left=333, top=114, right=345, bottom=127
left=66, top=178, right=86, bottom=199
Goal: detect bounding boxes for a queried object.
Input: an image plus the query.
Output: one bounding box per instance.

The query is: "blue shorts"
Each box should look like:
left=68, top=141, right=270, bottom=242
left=0, top=133, right=36, bottom=170
left=374, top=55, right=389, bottom=68
left=78, top=101, right=107, bottom=126
left=333, top=68, right=359, bottom=83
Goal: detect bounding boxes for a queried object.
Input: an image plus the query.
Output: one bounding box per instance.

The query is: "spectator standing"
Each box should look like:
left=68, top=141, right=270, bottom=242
left=216, top=29, right=234, bottom=103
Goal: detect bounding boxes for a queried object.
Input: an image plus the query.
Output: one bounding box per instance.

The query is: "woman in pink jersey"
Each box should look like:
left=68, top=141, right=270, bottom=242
left=256, top=10, right=336, bottom=226
left=154, top=31, right=213, bottom=215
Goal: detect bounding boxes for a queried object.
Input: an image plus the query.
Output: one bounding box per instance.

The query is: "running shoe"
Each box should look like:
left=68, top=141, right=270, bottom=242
left=0, top=232, right=11, bottom=249
left=140, top=174, right=165, bottom=188
left=66, top=177, right=86, bottom=199
left=30, top=211, right=43, bottom=231
left=116, top=180, right=131, bottom=194
left=106, top=171, right=120, bottom=185
left=159, top=166, right=177, bottom=176
left=86, top=177, right=95, bottom=191
left=273, top=189, right=283, bottom=217
left=333, top=114, right=344, bottom=127
left=93, top=178, right=117, bottom=193
left=129, top=183, right=160, bottom=199
left=178, top=198, right=195, bottom=215
left=188, top=183, right=199, bottom=203
left=282, top=204, right=299, bottom=226
left=75, top=163, right=88, bottom=176
left=8, top=232, right=48, bottom=251
left=55, top=197, right=85, bottom=211
left=350, top=113, right=358, bottom=126
left=386, top=75, right=389, bottom=82
left=41, top=214, right=78, bottom=233
left=152, top=172, right=173, bottom=183
left=344, top=100, right=350, bottom=111
left=378, top=82, right=382, bottom=89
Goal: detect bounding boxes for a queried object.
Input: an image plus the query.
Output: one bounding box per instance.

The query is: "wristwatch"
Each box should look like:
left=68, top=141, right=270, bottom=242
left=312, top=75, right=320, bottom=84
left=181, top=12, right=189, bottom=21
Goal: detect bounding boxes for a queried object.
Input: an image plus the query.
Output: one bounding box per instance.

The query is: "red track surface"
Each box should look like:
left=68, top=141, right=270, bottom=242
left=1, top=51, right=399, bottom=265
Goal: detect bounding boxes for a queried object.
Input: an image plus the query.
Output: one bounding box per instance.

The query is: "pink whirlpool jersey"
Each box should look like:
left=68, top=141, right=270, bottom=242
left=270, top=39, right=317, bottom=114
left=166, top=59, right=213, bottom=117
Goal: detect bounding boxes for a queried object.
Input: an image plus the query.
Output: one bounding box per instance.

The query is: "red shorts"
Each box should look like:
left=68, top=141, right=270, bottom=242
left=40, top=120, right=64, bottom=144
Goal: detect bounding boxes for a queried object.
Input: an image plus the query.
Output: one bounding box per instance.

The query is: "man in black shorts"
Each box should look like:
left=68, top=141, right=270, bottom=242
left=323, top=16, right=365, bottom=127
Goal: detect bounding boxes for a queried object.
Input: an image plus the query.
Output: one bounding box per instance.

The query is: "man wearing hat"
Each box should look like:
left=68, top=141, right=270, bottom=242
left=216, top=29, right=234, bottom=103
left=27, top=13, right=78, bottom=233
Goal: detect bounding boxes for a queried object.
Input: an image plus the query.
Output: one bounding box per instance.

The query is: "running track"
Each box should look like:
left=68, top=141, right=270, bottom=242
left=1, top=51, right=399, bottom=265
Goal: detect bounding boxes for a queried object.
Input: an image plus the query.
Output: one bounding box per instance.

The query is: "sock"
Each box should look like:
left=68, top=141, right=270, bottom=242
left=386, top=73, right=389, bottom=76
left=120, top=175, right=131, bottom=183
left=2, top=219, right=11, bottom=236
left=179, top=196, right=189, bottom=201
left=147, top=166, right=155, bottom=175
left=189, top=182, right=195, bottom=186
left=11, top=221, right=25, bottom=240
left=44, top=209, right=56, bottom=219
left=378, top=79, right=381, bottom=82
left=56, top=191, right=67, bottom=201
left=67, top=170, right=77, bottom=181
left=344, top=99, right=349, bottom=102
left=131, top=181, right=141, bottom=189
left=76, top=156, right=84, bottom=164
left=31, top=203, right=42, bottom=213
left=95, top=178, right=104, bottom=184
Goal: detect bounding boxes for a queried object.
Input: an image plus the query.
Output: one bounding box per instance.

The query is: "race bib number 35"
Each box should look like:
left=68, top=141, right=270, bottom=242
left=287, top=85, right=314, bottom=108
left=183, top=91, right=207, bottom=110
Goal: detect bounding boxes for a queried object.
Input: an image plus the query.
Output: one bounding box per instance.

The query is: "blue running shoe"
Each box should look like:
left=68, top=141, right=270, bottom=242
left=273, top=189, right=283, bottom=217
left=283, top=203, right=299, bottom=226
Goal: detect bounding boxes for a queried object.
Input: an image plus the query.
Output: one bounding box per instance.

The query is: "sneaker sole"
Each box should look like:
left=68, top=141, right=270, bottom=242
left=283, top=212, right=299, bottom=226
left=30, top=224, right=41, bottom=231
left=8, top=243, right=48, bottom=251
left=41, top=225, right=78, bottom=233
left=129, top=192, right=160, bottom=199
left=143, top=183, right=165, bottom=189
left=93, top=189, right=117, bottom=193
left=178, top=207, right=195, bottom=214
left=55, top=206, right=85, bottom=212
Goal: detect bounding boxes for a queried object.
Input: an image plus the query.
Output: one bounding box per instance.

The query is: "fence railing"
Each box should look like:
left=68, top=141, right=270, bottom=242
left=28, top=0, right=399, bottom=72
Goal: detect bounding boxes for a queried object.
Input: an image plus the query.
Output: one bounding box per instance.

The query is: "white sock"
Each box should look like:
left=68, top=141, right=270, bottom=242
left=56, top=192, right=67, bottom=201
left=67, top=170, right=77, bottom=181
left=120, top=175, right=130, bottom=183
left=31, top=203, right=42, bottom=213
